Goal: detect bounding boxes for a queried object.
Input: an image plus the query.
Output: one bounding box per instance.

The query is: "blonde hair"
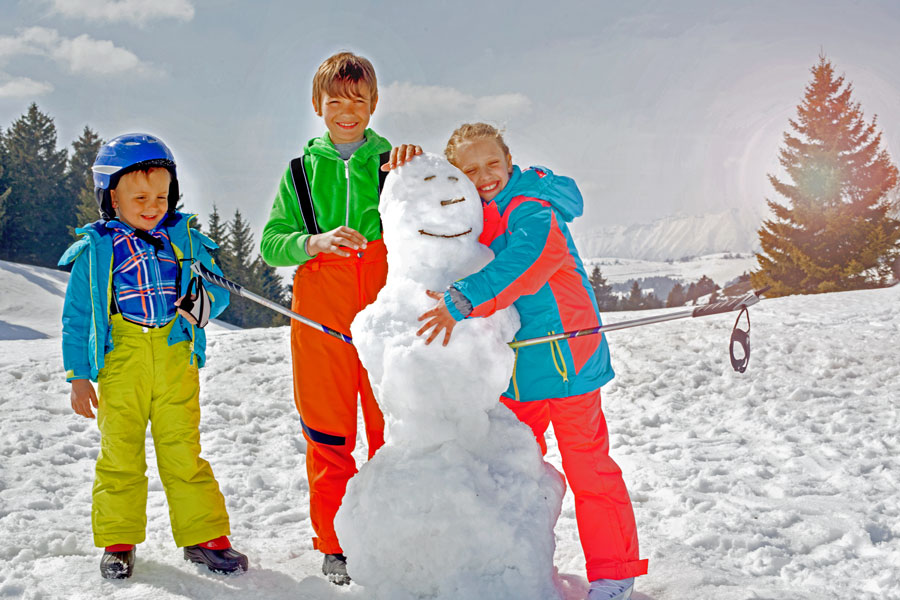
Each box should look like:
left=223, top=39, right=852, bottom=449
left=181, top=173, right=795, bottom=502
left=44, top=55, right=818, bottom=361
left=312, top=52, right=378, bottom=112
left=444, top=122, right=511, bottom=167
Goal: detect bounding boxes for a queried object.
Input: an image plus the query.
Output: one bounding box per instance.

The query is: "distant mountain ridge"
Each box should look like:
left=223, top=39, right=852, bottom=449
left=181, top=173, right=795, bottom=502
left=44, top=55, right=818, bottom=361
left=574, top=208, right=762, bottom=261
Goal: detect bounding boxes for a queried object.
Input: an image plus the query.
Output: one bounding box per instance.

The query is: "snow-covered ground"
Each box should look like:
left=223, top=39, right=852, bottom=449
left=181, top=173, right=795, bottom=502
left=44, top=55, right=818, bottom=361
left=1, top=259, right=898, bottom=599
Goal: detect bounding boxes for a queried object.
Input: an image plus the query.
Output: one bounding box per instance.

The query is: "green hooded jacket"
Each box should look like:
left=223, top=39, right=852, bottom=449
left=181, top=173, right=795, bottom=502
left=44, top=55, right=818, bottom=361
left=260, top=129, right=391, bottom=267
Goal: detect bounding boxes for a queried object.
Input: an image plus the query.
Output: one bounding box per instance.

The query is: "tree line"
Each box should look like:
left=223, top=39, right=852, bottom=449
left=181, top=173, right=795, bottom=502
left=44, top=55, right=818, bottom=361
left=0, top=103, right=287, bottom=329
left=588, top=266, right=723, bottom=312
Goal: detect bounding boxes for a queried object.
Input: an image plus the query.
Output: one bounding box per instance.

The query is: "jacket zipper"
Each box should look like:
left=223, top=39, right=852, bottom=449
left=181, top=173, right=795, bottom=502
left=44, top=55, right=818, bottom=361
left=344, top=159, right=351, bottom=226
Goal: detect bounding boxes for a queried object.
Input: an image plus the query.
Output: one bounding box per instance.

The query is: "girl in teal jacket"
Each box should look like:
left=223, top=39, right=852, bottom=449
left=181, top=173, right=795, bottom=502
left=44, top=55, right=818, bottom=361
left=416, top=123, right=647, bottom=600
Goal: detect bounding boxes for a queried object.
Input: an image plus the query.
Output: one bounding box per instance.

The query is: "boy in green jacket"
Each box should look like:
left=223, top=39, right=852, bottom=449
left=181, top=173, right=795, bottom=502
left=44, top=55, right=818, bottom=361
left=260, top=51, right=417, bottom=585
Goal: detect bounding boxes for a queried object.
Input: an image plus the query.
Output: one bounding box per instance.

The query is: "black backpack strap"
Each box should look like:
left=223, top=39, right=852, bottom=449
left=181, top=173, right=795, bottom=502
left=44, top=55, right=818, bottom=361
left=289, top=155, right=320, bottom=235
left=378, top=151, right=391, bottom=194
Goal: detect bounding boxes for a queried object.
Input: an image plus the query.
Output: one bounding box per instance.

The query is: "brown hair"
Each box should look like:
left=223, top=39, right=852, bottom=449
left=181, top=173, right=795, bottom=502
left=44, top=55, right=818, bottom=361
left=312, top=52, right=378, bottom=112
left=444, top=122, right=511, bottom=167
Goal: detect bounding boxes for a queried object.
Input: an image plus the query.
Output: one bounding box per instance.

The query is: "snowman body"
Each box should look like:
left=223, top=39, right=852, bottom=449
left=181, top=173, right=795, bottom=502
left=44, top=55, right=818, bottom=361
left=335, top=154, right=564, bottom=600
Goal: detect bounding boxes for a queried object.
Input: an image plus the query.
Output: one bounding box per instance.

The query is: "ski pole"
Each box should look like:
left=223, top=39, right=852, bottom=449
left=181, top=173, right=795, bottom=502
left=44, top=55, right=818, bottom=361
left=190, top=262, right=353, bottom=344
left=508, top=288, right=768, bottom=349
left=193, top=262, right=766, bottom=371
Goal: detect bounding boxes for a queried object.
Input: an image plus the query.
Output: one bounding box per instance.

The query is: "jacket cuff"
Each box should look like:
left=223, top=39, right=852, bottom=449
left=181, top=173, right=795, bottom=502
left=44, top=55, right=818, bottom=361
left=66, top=368, right=91, bottom=382
left=298, top=233, right=314, bottom=262
left=444, top=286, right=472, bottom=322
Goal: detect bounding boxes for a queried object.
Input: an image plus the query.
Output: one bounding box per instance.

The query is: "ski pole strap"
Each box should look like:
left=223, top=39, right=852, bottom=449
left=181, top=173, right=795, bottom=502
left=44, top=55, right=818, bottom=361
left=729, top=306, right=751, bottom=373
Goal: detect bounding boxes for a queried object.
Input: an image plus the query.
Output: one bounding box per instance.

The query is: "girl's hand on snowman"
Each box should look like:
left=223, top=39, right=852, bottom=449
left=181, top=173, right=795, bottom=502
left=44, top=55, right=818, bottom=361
left=382, top=144, right=423, bottom=171
left=306, top=227, right=368, bottom=258
left=417, top=290, right=457, bottom=346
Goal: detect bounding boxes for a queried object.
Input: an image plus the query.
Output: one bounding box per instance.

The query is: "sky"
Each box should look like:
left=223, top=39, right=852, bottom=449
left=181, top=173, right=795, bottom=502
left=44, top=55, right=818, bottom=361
left=2, top=0, right=900, bottom=246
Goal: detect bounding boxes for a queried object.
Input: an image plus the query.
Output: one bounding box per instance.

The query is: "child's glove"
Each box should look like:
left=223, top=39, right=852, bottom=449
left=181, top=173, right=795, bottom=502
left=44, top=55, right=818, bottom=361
left=175, top=276, right=211, bottom=328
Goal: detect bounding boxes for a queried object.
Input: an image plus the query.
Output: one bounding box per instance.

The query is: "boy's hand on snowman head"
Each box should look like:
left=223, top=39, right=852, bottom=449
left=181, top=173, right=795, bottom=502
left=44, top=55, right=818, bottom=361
left=70, top=378, right=98, bottom=419
left=307, top=227, right=368, bottom=258
left=417, top=290, right=457, bottom=346
left=382, top=144, right=423, bottom=171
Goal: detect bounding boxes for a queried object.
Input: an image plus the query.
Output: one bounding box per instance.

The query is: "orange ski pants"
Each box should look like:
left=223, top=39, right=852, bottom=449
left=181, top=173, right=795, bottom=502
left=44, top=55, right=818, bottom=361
left=291, top=239, right=387, bottom=554
left=501, top=389, right=648, bottom=581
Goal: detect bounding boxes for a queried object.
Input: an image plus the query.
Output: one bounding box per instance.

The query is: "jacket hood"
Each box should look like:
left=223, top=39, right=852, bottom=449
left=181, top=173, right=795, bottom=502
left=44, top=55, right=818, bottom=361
left=496, top=166, right=583, bottom=222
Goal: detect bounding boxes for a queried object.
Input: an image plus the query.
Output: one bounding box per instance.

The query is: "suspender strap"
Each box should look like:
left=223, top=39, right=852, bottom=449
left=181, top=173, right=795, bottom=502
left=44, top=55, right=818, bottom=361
left=378, top=151, right=390, bottom=193
left=289, top=156, right=320, bottom=236
left=288, top=150, right=393, bottom=236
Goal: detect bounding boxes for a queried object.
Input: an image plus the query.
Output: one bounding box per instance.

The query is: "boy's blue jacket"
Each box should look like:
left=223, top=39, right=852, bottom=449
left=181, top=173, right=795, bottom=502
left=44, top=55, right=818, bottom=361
left=58, top=212, right=229, bottom=382
left=446, top=166, right=614, bottom=402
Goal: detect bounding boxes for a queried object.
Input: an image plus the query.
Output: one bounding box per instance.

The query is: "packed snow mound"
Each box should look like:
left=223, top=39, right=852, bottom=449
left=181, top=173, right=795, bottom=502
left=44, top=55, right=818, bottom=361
left=336, top=153, right=565, bottom=599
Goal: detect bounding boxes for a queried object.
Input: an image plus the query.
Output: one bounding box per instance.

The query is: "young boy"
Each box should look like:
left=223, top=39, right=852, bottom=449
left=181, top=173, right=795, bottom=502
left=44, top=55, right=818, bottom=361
left=260, top=52, right=417, bottom=585
left=60, top=133, right=248, bottom=579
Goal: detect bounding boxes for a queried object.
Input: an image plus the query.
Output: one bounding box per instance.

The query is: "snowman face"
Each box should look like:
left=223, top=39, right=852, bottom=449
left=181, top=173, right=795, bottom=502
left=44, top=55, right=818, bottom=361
left=380, top=153, right=483, bottom=246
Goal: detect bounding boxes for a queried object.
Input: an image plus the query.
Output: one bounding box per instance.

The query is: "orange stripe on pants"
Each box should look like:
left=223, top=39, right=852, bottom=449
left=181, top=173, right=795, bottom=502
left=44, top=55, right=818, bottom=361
left=501, top=389, right=648, bottom=580
left=291, top=239, right=387, bottom=555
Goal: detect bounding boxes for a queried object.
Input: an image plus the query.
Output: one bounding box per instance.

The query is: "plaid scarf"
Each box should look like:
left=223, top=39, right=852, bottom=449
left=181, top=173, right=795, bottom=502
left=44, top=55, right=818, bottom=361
left=107, top=220, right=179, bottom=327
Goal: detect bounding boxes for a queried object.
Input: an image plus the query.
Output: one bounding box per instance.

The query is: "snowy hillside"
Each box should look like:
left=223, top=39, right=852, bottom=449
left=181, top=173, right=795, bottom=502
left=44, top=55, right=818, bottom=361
left=574, top=208, right=762, bottom=261
left=1, top=260, right=899, bottom=599
left=586, top=253, right=759, bottom=288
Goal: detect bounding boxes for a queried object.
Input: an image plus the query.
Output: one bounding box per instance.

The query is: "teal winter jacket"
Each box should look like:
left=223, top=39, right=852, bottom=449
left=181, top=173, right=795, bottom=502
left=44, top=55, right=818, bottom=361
left=59, top=212, right=229, bottom=381
left=445, top=166, right=614, bottom=402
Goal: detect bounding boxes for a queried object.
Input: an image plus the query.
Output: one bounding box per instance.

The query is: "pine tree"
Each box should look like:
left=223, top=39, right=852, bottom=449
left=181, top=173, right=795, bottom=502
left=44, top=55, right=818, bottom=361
left=205, top=204, right=226, bottom=261
left=69, top=126, right=104, bottom=234
left=0, top=131, right=11, bottom=230
left=252, top=257, right=289, bottom=327
left=588, top=265, right=618, bottom=311
left=666, top=282, right=686, bottom=307
left=643, top=292, right=664, bottom=310
left=751, top=55, right=900, bottom=296
left=0, top=104, right=70, bottom=266
left=217, top=209, right=256, bottom=327
left=623, top=280, right=643, bottom=311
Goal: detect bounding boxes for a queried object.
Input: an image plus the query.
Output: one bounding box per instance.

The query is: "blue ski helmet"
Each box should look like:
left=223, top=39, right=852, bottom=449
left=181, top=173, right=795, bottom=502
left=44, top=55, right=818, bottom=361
left=92, top=133, right=179, bottom=220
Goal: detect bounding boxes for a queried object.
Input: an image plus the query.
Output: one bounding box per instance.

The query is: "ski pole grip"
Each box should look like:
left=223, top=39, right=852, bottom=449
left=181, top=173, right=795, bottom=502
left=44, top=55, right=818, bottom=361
left=191, top=262, right=244, bottom=295
left=691, top=290, right=763, bottom=318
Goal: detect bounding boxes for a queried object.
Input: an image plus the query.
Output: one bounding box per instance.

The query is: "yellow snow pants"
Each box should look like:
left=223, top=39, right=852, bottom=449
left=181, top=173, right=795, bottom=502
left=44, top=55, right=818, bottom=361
left=92, top=314, right=230, bottom=548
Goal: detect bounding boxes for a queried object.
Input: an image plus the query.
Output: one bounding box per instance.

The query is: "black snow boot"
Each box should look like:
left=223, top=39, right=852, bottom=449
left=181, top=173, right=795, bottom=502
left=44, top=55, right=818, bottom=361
left=183, top=544, right=249, bottom=575
left=100, top=547, right=135, bottom=579
left=322, top=553, right=351, bottom=586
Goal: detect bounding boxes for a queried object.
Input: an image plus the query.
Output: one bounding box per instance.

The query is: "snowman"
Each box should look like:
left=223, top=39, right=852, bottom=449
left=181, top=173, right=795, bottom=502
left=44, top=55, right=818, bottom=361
left=334, top=153, right=565, bottom=600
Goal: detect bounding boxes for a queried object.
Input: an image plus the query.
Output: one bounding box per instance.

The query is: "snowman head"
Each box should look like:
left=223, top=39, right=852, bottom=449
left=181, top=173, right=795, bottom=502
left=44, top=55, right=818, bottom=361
left=380, top=153, right=484, bottom=280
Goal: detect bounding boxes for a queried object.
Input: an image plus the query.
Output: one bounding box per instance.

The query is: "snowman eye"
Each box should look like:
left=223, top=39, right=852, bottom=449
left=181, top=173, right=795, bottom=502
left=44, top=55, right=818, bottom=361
left=448, top=176, right=458, bottom=182
left=424, top=175, right=436, bottom=181
left=441, top=198, right=465, bottom=206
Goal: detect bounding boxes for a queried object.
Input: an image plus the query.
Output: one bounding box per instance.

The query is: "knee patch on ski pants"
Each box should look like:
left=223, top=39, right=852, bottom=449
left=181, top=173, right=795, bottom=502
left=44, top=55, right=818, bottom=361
left=92, top=314, right=230, bottom=548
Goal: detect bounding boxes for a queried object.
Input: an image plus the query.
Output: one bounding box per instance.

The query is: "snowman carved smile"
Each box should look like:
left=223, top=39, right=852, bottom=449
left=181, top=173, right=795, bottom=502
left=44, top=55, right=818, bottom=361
left=417, top=227, right=472, bottom=238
